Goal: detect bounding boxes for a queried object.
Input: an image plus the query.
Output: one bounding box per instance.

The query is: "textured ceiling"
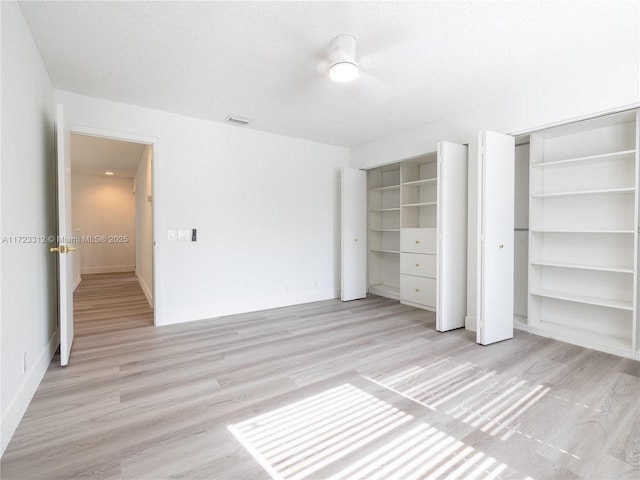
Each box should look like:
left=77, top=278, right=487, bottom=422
left=19, top=1, right=639, bottom=147
left=71, top=134, right=147, bottom=178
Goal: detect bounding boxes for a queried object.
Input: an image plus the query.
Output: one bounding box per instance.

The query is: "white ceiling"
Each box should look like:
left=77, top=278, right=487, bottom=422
left=71, top=134, right=147, bottom=178
left=19, top=1, right=639, bottom=147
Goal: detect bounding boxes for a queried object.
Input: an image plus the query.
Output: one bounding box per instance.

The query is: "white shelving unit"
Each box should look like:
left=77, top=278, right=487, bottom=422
left=528, top=110, right=639, bottom=359
left=366, top=142, right=467, bottom=331
left=399, top=152, right=439, bottom=314
left=368, top=164, right=401, bottom=299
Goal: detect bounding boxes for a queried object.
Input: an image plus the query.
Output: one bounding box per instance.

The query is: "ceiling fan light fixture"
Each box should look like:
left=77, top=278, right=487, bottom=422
left=328, top=34, right=359, bottom=83
left=329, top=61, right=359, bottom=82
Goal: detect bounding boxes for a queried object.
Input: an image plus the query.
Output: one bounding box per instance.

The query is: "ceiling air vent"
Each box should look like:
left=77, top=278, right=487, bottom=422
left=225, top=114, right=253, bottom=126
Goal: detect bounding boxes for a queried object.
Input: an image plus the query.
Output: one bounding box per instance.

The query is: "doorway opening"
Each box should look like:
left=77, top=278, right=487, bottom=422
left=69, top=133, right=155, bottom=336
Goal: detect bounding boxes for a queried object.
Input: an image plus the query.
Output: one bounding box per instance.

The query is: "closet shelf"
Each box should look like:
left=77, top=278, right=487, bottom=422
left=371, top=184, right=400, bottom=192
left=531, top=321, right=632, bottom=352
left=370, top=248, right=400, bottom=254
left=530, top=229, right=634, bottom=234
left=531, top=187, right=635, bottom=198
left=528, top=110, right=638, bottom=360
left=370, top=207, right=401, bottom=212
left=402, top=202, right=437, bottom=208
left=530, top=260, right=634, bottom=274
left=402, top=178, right=437, bottom=187
left=530, top=288, right=633, bottom=311
left=532, top=149, right=636, bottom=169
left=369, top=228, right=400, bottom=232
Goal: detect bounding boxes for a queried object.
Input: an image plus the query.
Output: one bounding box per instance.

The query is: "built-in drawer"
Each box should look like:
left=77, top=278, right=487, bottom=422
left=400, top=274, right=436, bottom=307
left=400, top=253, right=436, bottom=278
left=401, top=228, right=436, bottom=254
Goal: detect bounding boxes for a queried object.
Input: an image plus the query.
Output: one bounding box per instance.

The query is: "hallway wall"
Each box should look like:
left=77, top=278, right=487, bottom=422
left=71, top=173, right=136, bottom=274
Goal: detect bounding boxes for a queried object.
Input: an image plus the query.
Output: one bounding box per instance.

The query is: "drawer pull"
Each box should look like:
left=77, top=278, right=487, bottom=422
left=415, top=288, right=419, bottom=292
left=415, top=240, right=420, bottom=244
left=499, top=244, right=504, bottom=249
left=415, top=263, right=420, bottom=267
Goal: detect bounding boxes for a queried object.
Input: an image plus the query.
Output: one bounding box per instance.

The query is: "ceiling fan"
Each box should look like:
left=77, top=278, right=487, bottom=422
left=325, top=34, right=361, bottom=83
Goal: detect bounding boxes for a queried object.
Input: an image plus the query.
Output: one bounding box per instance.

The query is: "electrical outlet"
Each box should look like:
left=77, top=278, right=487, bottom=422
left=22, top=351, right=27, bottom=373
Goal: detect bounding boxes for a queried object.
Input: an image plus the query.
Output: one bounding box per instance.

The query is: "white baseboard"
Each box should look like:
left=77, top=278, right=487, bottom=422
left=155, top=288, right=340, bottom=326
left=81, top=265, right=135, bottom=275
left=514, top=315, right=528, bottom=332
left=465, top=315, right=477, bottom=332
left=73, top=275, right=82, bottom=291
left=466, top=315, right=528, bottom=334
left=137, top=274, right=153, bottom=308
left=1, top=330, right=58, bottom=457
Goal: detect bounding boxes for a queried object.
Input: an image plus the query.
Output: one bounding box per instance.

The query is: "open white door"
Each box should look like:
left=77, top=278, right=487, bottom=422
left=53, top=104, right=75, bottom=366
left=341, top=168, right=367, bottom=301
left=477, top=131, right=515, bottom=345
left=436, top=141, right=468, bottom=332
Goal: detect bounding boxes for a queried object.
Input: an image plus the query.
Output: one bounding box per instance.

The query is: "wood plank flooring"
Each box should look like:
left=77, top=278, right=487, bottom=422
left=1, top=284, right=639, bottom=479
left=73, top=272, right=154, bottom=337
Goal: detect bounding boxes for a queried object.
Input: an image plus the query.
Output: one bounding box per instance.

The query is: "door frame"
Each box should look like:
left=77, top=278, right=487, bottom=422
left=70, top=124, right=158, bottom=325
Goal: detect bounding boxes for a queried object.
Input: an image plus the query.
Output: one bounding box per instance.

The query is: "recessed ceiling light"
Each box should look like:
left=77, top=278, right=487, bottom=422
left=105, top=171, right=114, bottom=175
left=226, top=114, right=253, bottom=126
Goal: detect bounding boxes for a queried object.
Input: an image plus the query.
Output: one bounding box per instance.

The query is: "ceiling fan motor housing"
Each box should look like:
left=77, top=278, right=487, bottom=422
left=330, top=34, right=358, bottom=65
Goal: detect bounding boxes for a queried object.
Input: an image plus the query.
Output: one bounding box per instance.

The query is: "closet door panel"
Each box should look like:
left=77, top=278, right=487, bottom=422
left=478, top=131, right=515, bottom=345
left=437, top=141, right=468, bottom=331
left=341, top=168, right=367, bottom=301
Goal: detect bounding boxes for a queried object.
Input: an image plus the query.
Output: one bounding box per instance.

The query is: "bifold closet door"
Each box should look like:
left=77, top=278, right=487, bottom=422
left=477, top=131, right=515, bottom=345
left=341, top=168, right=367, bottom=301
left=437, top=141, right=468, bottom=332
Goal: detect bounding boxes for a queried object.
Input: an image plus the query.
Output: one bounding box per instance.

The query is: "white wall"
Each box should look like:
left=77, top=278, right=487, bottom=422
left=58, top=90, right=350, bottom=325
left=71, top=173, right=136, bottom=274
left=1, top=1, right=57, bottom=456
left=135, top=145, right=153, bottom=306
left=351, top=70, right=639, bottom=170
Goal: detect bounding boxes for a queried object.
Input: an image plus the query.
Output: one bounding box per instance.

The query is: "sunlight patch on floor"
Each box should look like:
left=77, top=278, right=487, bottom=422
left=228, top=384, right=412, bottom=480
left=328, top=422, right=512, bottom=480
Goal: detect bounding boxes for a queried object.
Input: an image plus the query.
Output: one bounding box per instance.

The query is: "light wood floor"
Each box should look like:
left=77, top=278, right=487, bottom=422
left=73, top=272, right=154, bottom=337
left=2, top=282, right=639, bottom=479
